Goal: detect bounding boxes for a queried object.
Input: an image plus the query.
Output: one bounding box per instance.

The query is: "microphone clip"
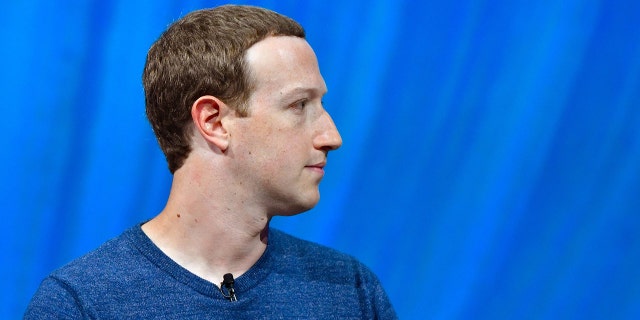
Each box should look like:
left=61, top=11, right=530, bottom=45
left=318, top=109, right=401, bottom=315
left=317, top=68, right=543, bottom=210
left=220, top=273, right=238, bottom=302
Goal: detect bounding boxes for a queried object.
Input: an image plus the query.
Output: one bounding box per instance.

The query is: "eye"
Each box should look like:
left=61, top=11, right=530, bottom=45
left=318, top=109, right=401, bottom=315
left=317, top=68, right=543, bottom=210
left=289, top=99, right=308, bottom=111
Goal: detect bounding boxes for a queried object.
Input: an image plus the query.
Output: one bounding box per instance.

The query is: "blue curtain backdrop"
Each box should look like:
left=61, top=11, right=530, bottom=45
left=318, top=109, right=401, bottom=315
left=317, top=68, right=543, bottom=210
left=2, top=0, right=639, bottom=319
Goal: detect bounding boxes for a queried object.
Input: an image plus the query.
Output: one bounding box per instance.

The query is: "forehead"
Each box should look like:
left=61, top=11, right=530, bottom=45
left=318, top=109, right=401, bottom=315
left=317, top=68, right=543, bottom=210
left=244, top=36, right=327, bottom=98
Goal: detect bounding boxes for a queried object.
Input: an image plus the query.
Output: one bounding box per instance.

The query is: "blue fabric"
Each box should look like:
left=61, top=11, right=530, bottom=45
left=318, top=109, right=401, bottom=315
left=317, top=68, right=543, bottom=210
left=24, top=224, right=397, bottom=319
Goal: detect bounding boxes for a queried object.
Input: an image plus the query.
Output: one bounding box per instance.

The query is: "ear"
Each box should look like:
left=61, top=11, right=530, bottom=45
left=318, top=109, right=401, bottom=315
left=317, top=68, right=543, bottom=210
left=191, top=95, right=230, bottom=152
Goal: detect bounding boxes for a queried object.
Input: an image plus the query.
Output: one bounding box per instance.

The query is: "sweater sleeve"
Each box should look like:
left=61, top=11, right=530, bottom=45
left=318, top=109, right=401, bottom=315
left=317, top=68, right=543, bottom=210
left=356, top=262, right=398, bottom=320
left=24, top=276, right=88, bottom=320
left=369, top=272, right=398, bottom=319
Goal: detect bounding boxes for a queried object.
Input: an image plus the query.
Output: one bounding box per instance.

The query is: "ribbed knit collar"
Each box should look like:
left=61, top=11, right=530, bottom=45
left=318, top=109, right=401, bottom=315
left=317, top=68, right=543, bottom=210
left=125, top=223, right=277, bottom=300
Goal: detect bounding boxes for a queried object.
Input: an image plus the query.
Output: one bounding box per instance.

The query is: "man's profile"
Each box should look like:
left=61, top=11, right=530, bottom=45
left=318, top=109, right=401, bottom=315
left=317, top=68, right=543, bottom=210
left=25, top=5, right=396, bottom=319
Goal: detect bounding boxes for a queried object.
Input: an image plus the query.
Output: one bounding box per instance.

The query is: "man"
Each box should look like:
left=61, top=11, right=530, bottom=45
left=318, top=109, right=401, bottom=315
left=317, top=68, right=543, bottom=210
left=25, top=5, right=397, bottom=319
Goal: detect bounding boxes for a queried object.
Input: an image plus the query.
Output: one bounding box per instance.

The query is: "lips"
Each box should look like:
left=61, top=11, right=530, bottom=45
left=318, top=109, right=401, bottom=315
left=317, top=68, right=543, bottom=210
left=305, top=161, right=326, bottom=175
left=307, top=161, right=326, bottom=169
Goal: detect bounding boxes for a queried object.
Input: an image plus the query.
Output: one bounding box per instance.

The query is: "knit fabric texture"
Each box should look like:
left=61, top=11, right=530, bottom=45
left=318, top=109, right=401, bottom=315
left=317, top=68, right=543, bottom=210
left=25, top=224, right=397, bottom=319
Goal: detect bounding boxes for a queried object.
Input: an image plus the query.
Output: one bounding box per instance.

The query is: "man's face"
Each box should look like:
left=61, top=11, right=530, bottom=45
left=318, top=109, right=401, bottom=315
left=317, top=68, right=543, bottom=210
left=227, top=36, right=342, bottom=216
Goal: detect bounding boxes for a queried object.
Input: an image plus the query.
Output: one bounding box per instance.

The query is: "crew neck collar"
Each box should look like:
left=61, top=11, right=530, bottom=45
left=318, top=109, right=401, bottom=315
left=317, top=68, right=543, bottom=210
left=126, top=223, right=276, bottom=299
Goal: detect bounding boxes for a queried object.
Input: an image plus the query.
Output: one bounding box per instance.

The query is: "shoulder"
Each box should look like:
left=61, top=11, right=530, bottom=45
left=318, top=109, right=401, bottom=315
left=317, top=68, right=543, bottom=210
left=268, top=228, right=377, bottom=283
left=49, top=226, right=142, bottom=283
left=25, top=226, right=144, bottom=318
left=269, top=228, right=358, bottom=264
left=266, top=228, right=398, bottom=319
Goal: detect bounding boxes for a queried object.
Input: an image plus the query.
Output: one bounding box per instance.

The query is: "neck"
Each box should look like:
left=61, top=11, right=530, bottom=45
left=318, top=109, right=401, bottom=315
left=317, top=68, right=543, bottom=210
left=142, top=162, right=271, bottom=287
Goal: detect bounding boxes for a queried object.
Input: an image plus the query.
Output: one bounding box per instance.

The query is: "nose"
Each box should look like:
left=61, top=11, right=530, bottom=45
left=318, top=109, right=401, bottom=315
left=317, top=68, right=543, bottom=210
left=314, top=109, right=342, bottom=151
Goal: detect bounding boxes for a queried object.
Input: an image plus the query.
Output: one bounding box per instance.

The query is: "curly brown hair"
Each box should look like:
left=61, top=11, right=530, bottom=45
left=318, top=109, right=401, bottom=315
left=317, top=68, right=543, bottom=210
left=143, top=5, right=305, bottom=173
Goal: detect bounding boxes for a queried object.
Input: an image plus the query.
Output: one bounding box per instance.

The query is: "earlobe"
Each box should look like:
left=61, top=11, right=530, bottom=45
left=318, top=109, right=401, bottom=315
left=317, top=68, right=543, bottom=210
left=191, top=95, right=230, bottom=151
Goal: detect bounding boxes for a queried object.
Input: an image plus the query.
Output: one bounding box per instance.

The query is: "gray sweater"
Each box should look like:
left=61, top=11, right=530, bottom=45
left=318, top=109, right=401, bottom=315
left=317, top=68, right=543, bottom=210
left=25, top=224, right=397, bottom=319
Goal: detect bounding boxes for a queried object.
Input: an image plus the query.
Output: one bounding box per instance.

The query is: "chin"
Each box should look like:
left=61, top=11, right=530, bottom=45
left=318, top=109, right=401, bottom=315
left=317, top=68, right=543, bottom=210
left=277, top=195, right=320, bottom=216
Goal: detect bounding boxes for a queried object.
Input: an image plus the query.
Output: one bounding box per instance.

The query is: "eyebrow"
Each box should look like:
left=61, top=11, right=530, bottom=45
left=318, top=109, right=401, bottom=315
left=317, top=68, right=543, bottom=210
left=279, top=86, right=328, bottom=101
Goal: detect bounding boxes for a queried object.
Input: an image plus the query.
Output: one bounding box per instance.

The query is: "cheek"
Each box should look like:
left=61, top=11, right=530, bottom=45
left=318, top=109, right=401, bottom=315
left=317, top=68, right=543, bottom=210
left=238, top=134, right=287, bottom=169
left=262, top=126, right=304, bottom=151
left=261, top=135, right=308, bottom=175
left=235, top=120, right=309, bottom=167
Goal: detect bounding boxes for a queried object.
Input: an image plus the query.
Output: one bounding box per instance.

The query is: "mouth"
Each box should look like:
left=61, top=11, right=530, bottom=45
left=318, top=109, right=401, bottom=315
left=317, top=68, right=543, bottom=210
left=305, top=162, right=326, bottom=175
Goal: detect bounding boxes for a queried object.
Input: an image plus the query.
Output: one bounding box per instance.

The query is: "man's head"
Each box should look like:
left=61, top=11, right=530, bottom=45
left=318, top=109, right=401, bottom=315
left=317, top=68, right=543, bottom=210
left=223, top=35, right=342, bottom=215
left=143, top=5, right=305, bottom=173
